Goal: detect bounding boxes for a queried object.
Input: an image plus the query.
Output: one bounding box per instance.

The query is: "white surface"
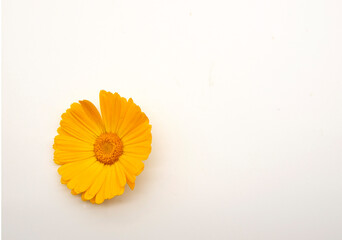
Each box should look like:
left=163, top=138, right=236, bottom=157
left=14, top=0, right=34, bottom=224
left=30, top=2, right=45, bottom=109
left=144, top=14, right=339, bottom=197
left=2, top=0, right=342, bottom=239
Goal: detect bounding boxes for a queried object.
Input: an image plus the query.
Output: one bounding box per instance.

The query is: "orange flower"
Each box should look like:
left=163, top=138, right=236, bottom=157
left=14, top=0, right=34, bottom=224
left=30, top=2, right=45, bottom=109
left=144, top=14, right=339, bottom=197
left=53, top=90, right=152, bottom=204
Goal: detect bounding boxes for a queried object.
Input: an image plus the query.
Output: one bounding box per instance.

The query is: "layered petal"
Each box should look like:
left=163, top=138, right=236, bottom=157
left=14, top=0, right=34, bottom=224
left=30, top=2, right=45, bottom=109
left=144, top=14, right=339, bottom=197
left=53, top=135, right=94, bottom=152
left=66, top=161, right=104, bottom=194
left=58, top=157, right=97, bottom=182
left=82, top=165, right=109, bottom=200
left=54, top=150, right=94, bottom=164
left=117, top=100, right=149, bottom=139
left=99, top=90, right=122, bottom=133
left=79, top=100, right=106, bottom=135
left=59, top=103, right=100, bottom=143
left=118, top=161, right=136, bottom=190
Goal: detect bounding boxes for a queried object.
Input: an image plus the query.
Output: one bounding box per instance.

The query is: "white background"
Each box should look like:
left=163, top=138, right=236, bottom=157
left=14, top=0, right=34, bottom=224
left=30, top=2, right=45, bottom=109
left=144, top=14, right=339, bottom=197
left=2, top=0, right=342, bottom=239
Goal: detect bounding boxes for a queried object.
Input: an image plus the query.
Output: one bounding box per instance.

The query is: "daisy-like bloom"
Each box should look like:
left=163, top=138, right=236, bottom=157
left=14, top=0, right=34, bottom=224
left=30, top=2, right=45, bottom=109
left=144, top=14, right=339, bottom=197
left=53, top=90, right=152, bottom=204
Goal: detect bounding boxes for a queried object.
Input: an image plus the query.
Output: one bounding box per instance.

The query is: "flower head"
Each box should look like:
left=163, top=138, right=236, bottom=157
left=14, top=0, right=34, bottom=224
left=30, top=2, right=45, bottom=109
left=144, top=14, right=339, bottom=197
left=53, top=90, right=152, bottom=204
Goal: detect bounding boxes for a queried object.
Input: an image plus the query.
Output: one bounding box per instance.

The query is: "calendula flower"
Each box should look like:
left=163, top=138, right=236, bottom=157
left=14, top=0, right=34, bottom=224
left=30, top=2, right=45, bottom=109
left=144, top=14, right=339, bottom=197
left=53, top=90, right=152, bottom=204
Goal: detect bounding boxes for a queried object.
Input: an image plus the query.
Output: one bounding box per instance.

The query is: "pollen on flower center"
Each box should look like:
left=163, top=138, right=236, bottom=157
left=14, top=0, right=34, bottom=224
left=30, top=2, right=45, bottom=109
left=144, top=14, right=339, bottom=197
left=94, top=133, right=123, bottom=165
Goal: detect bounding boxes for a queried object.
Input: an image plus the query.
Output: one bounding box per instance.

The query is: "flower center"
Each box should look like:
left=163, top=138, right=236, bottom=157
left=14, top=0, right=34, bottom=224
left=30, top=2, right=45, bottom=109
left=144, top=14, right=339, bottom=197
left=94, top=133, right=123, bottom=165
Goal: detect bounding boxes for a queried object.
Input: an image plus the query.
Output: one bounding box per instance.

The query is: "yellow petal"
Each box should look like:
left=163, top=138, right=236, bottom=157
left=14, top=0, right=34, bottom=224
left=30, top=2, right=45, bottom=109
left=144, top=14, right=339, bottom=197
left=121, top=123, right=152, bottom=145
left=71, top=189, right=78, bottom=195
left=54, top=135, right=94, bottom=152
left=58, top=157, right=96, bottom=181
left=120, top=115, right=149, bottom=140
left=79, top=100, right=106, bottom=135
left=127, top=181, right=135, bottom=190
left=115, top=162, right=126, bottom=187
left=81, top=192, right=88, bottom=201
left=67, top=161, right=104, bottom=194
left=122, top=146, right=152, bottom=161
left=119, top=156, right=144, bottom=176
left=61, top=178, right=68, bottom=184
left=116, top=96, right=130, bottom=131
left=108, top=164, right=125, bottom=198
left=124, top=144, right=152, bottom=154
left=118, top=161, right=136, bottom=190
left=83, top=165, right=109, bottom=200
left=59, top=103, right=99, bottom=143
left=104, top=165, right=113, bottom=199
left=95, top=180, right=106, bottom=204
left=117, top=100, right=147, bottom=138
left=54, top=150, right=94, bottom=164
left=90, top=197, right=96, bottom=204
left=99, top=90, right=122, bottom=133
